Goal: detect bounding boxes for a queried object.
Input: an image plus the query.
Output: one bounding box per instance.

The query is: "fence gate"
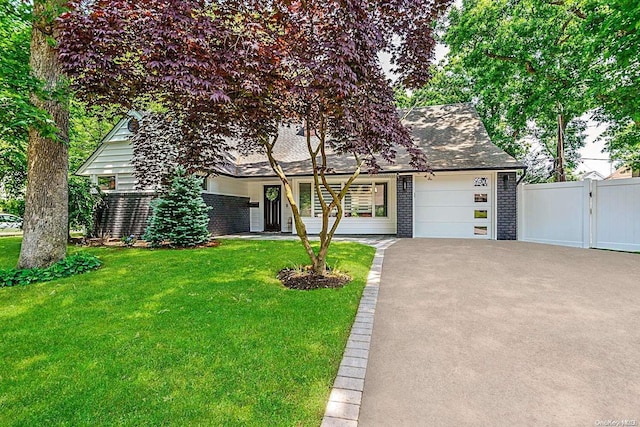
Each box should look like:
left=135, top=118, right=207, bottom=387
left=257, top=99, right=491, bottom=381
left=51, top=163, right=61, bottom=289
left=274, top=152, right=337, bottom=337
left=518, top=178, right=640, bottom=252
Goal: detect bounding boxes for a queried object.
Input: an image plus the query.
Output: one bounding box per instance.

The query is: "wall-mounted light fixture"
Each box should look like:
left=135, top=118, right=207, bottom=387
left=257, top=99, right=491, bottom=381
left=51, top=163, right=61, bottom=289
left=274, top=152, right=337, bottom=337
left=502, top=174, right=509, bottom=190
left=402, top=177, right=408, bottom=191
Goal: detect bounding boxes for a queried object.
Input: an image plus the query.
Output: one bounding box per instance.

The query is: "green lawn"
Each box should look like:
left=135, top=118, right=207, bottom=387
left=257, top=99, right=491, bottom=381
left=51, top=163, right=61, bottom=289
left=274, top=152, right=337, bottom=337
left=0, top=237, right=375, bottom=426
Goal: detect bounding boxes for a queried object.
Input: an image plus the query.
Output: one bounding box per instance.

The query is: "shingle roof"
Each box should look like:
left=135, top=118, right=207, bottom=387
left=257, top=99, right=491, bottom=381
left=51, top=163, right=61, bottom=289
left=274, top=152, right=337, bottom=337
left=225, top=103, right=524, bottom=177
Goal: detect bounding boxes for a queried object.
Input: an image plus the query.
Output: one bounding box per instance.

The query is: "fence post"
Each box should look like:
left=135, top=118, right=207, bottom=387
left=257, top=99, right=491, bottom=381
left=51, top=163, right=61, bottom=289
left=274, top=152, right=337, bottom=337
left=517, top=183, right=524, bottom=241
left=590, top=180, right=598, bottom=249
left=582, top=180, right=592, bottom=248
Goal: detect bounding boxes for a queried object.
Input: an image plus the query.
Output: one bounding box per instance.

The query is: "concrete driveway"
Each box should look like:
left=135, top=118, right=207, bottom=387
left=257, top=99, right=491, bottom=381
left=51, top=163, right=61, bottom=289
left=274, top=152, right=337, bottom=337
left=359, top=239, right=640, bottom=426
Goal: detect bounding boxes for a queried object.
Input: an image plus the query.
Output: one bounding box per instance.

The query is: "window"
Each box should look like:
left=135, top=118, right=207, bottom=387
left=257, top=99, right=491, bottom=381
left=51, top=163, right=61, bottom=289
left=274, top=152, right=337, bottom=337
left=97, top=176, right=116, bottom=190
left=313, top=183, right=342, bottom=217
left=298, top=180, right=390, bottom=218
left=345, top=184, right=373, bottom=217
left=474, top=226, right=488, bottom=235
left=374, top=183, right=388, bottom=217
left=474, top=210, right=488, bottom=219
left=127, top=117, right=140, bottom=133
left=299, top=183, right=311, bottom=217
left=474, top=177, right=488, bottom=187
left=474, top=193, right=488, bottom=203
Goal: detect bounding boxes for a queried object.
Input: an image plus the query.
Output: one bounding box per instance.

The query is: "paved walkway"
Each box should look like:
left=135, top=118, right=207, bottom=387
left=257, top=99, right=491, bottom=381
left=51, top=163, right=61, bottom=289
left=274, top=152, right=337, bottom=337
left=358, top=239, right=640, bottom=426
left=217, top=232, right=395, bottom=247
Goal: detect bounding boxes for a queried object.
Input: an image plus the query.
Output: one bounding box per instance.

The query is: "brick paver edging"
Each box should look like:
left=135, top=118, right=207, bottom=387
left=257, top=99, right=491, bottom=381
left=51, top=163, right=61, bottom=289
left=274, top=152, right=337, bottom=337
left=321, top=239, right=397, bottom=427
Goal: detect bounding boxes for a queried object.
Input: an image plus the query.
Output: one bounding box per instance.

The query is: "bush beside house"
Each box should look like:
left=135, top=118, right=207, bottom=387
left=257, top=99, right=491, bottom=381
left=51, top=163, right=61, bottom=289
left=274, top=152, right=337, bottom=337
left=143, top=168, right=211, bottom=247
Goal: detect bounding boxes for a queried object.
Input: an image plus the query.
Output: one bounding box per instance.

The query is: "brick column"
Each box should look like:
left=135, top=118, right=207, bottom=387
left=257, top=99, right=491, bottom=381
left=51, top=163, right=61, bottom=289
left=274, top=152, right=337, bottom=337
left=396, top=175, right=413, bottom=238
left=496, top=172, right=517, bottom=240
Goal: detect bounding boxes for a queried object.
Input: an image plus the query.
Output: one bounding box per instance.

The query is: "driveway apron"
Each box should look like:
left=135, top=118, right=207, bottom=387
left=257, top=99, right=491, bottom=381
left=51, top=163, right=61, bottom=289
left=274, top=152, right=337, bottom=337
left=359, top=239, right=640, bottom=426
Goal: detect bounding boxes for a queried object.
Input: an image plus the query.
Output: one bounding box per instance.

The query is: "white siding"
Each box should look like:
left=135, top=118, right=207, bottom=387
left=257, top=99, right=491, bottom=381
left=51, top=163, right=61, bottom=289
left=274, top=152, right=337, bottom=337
left=84, top=140, right=135, bottom=176
left=247, top=177, right=396, bottom=234
left=205, top=175, right=249, bottom=197
left=114, top=173, right=137, bottom=191
left=78, top=117, right=139, bottom=191
left=108, top=118, right=135, bottom=142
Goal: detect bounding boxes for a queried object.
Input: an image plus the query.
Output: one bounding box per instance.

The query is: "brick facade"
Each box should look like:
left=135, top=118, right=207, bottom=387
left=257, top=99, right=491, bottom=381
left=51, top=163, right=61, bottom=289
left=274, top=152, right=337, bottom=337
left=396, top=175, right=413, bottom=238
left=95, top=192, right=155, bottom=238
left=496, top=171, right=517, bottom=240
left=95, top=192, right=250, bottom=238
left=201, top=193, right=250, bottom=236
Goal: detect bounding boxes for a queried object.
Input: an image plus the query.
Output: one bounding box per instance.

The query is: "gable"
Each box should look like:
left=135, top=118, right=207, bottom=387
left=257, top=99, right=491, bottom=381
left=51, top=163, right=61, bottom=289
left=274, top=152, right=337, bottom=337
left=76, top=111, right=142, bottom=176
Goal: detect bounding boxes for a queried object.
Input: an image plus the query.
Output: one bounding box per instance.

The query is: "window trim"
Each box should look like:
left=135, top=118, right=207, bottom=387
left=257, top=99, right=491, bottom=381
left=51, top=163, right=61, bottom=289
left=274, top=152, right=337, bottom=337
left=298, top=179, right=390, bottom=219
left=97, top=175, right=117, bottom=191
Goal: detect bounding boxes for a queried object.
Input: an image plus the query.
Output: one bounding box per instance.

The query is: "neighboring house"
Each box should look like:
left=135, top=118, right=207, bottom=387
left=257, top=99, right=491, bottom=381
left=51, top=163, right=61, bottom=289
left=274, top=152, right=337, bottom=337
left=580, top=170, right=605, bottom=181
left=605, top=166, right=636, bottom=180
left=77, top=103, right=526, bottom=239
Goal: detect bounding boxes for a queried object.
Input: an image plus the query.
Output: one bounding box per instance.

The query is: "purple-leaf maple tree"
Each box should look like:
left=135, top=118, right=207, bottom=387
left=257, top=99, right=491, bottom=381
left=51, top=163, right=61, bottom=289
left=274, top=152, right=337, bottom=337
left=58, top=0, right=451, bottom=275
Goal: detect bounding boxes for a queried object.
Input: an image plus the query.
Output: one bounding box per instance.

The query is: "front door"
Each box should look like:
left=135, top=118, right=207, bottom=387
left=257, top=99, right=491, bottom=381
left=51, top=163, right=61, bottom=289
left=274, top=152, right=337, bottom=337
left=264, top=185, right=281, bottom=232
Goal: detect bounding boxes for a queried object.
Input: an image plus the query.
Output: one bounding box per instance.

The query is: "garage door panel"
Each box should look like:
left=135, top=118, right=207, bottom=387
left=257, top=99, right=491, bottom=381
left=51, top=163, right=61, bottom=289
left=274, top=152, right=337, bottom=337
left=415, top=206, right=490, bottom=223
left=414, top=174, right=493, bottom=239
left=416, top=175, right=492, bottom=191
left=413, top=222, right=488, bottom=238
left=414, top=190, right=485, bottom=207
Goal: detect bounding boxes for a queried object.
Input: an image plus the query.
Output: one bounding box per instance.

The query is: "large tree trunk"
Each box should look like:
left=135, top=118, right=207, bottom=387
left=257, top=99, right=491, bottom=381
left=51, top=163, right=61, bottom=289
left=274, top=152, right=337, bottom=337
left=18, top=1, right=69, bottom=269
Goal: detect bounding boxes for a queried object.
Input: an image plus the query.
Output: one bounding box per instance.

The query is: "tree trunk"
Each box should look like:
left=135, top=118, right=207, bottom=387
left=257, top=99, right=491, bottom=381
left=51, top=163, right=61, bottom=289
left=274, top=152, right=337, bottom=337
left=555, top=113, right=567, bottom=182
left=18, top=1, right=69, bottom=269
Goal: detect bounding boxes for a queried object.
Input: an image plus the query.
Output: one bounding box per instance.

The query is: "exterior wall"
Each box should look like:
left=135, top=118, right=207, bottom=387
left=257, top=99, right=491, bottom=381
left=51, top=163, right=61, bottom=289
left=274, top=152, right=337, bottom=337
left=496, top=171, right=517, bottom=240
left=206, top=175, right=249, bottom=197
left=246, top=177, right=397, bottom=234
left=247, top=179, right=286, bottom=232
left=95, top=192, right=155, bottom=238
left=397, top=175, right=413, bottom=238
left=95, top=191, right=250, bottom=239
left=292, top=176, right=397, bottom=235
left=85, top=140, right=136, bottom=191
left=202, top=193, right=250, bottom=236
left=79, top=117, right=139, bottom=191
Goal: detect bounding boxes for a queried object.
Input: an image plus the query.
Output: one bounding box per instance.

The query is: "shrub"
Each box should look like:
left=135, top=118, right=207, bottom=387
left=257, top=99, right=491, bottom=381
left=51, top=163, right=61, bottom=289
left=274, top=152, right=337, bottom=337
left=0, top=198, right=25, bottom=217
left=68, top=175, right=104, bottom=236
left=143, top=167, right=211, bottom=247
left=0, top=253, right=102, bottom=287
left=121, top=234, right=137, bottom=247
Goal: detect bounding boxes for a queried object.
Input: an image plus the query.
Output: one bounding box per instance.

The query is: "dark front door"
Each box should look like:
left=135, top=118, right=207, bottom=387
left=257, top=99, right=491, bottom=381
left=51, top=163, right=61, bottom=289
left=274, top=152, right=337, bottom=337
left=264, top=185, right=281, bottom=232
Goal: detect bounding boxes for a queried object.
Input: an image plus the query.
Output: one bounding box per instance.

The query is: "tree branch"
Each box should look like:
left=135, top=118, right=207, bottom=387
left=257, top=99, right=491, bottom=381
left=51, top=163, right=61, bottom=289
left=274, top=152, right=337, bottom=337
left=547, top=1, right=587, bottom=19
left=264, top=131, right=318, bottom=265
left=484, top=51, right=537, bottom=74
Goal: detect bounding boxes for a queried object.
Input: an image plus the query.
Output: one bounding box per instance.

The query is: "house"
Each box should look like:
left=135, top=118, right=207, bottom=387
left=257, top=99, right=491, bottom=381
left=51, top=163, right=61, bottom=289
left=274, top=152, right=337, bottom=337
left=605, top=166, right=636, bottom=180
left=580, top=170, right=605, bottom=181
left=77, top=103, right=526, bottom=239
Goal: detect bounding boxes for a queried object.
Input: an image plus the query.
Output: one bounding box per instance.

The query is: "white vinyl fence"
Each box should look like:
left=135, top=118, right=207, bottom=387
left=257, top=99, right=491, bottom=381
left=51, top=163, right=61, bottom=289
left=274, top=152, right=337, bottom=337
left=518, top=178, right=640, bottom=252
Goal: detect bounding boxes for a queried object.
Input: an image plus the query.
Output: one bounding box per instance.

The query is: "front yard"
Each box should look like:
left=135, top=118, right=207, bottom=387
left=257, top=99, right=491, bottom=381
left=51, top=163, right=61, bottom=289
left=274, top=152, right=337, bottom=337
left=0, top=238, right=375, bottom=426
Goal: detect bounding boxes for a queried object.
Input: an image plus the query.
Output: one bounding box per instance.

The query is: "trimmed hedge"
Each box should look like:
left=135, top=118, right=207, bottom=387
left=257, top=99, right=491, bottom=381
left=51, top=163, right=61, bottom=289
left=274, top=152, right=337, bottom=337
left=0, top=253, right=102, bottom=287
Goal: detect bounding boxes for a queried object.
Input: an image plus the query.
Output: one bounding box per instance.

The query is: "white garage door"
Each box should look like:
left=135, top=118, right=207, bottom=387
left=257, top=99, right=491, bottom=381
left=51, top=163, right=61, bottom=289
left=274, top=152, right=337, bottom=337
left=414, top=173, right=492, bottom=238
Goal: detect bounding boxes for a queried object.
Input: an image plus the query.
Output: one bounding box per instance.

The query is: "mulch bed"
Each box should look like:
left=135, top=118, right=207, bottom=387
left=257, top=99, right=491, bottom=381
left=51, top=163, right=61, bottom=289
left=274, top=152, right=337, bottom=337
left=278, top=267, right=351, bottom=290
